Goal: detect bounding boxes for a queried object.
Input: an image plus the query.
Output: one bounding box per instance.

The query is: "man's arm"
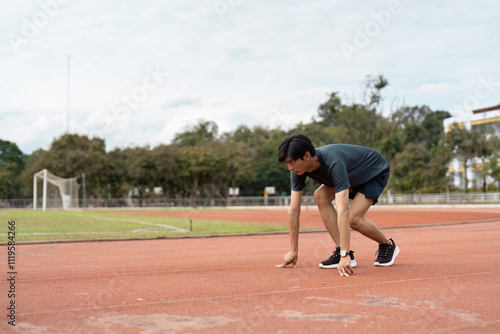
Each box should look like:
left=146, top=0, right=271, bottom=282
left=335, top=188, right=353, bottom=276
left=276, top=190, right=302, bottom=268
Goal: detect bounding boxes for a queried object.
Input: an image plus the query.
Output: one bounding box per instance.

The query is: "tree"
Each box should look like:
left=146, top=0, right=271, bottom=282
left=173, top=120, right=224, bottom=198
left=0, top=140, right=25, bottom=198
left=389, top=141, right=452, bottom=193
left=421, top=110, right=452, bottom=148
left=376, top=117, right=406, bottom=161
left=383, top=106, right=452, bottom=193
left=0, top=140, right=25, bottom=170
left=471, top=133, right=500, bottom=192
left=224, top=126, right=289, bottom=196
left=176, top=144, right=218, bottom=198
left=213, top=141, right=257, bottom=198
left=173, top=119, right=219, bottom=146
left=105, top=148, right=129, bottom=198
left=390, top=106, right=451, bottom=149
left=421, top=141, right=453, bottom=192
left=363, top=74, right=389, bottom=143
left=390, top=143, right=430, bottom=192
left=254, top=128, right=290, bottom=195
left=122, top=147, right=157, bottom=203
left=313, top=76, right=389, bottom=148
left=315, top=92, right=342, bottom=127
left=489, top=154, right=500, bottom=187
left=151, top=144, right=181, bottom=197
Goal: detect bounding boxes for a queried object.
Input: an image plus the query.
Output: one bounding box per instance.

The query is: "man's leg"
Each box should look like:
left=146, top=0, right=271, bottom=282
left=315, top=185, right=357, bottom=269
left=348, top=192, right=391, bottom=245
left=349, top=193, right=399, bottom=266
left=314, top=184, right=340, bottom=245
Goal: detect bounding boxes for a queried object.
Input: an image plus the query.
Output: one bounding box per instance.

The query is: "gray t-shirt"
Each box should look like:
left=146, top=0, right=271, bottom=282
left=291, top=144, right=389, bottom=193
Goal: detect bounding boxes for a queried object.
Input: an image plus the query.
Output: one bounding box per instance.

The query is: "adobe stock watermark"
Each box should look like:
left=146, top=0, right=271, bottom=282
left=7, top=0, right=71, bottom=52
left=339, top=0, right=403, bottom=64
left=93, top=65, right=169, bottom=137
left=453, top=75, right=500, bottom=116
left=213, top=0, right=244, bottom=20
left=237, top=295, right=285, bottom=334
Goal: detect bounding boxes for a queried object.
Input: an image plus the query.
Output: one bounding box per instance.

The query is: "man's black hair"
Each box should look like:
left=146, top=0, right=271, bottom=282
left=278, top=134, right=316, bottom=163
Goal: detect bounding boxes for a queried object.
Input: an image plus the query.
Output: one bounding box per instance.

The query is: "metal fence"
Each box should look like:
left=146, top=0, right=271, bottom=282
left=1, top=192, right=500, bottom=209
left=379, top=192, right=500, bottom=205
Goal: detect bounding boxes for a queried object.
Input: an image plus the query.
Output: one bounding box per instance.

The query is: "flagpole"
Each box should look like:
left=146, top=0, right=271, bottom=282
left=67, top=54, right=71, bottom=133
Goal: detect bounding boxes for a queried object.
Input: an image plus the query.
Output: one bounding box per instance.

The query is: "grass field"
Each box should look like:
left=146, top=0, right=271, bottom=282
left=0, top=209, right=290, bottom=243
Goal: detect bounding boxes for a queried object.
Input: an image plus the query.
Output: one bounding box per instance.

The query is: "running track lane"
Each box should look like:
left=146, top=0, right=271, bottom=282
left=1, top=220, right=500, bottom=333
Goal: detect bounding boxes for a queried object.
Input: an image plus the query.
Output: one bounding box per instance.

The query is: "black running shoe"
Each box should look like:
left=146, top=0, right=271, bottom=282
left=319, top=247, right=357, bottom=269
left=374, top=238, right=399, bottom=267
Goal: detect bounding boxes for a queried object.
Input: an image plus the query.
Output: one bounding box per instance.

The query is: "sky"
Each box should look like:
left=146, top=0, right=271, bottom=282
left=1, top=0, right=499, bottom=154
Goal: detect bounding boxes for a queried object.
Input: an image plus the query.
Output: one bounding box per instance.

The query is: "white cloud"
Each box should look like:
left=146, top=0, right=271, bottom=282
left=2, top=112, right=67, bottom=152
left=1, top=0, right=499, bottom=153
left=415, top=82, right=451, bottom=95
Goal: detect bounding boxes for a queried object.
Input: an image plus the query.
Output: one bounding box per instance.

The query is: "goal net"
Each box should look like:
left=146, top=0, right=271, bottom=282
left=33, top=169, right=80, bottom=211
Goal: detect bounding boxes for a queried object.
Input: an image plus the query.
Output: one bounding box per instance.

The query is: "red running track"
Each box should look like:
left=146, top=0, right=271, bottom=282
left=1, top=207, right=500, bottom=333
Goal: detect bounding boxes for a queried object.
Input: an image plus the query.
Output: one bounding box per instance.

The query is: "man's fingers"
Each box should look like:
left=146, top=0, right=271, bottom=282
left=276, top=258, right=289, bottom=268
left=339, top=269, right=349, bottom=277
left=275, top=260, right=297, bottom=268
left=338, top=265, right=353, bottom=276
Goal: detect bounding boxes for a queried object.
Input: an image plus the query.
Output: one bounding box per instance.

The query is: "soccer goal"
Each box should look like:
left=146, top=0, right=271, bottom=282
left=33, top=169, right=80, bottom=211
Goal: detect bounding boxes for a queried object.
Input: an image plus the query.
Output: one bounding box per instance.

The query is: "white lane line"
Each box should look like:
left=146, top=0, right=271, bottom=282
left=78, top=214, right=189, bottom=233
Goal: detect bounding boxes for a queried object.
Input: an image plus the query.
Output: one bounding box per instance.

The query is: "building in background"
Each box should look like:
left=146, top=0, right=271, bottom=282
left=443, top=104, right=500, bottom=190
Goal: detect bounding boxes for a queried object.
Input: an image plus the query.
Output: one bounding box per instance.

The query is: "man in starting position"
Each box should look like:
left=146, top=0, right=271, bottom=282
left=276, top=134, right=399, bottom=277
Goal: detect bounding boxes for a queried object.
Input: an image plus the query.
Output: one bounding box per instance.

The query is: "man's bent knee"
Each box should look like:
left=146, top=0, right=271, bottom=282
left=349, top=217, right=363, bottom=231
left=314, top=187, right=334, bottom=206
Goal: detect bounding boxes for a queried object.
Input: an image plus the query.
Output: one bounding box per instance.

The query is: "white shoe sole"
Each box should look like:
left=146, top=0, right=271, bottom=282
left=374, top=246, right=400, bottom=267
left=319, top=260, right=357, bottom=269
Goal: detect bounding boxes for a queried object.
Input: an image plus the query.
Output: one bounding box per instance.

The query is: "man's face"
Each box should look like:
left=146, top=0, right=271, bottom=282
left=284, top=152, right=310, bottom=175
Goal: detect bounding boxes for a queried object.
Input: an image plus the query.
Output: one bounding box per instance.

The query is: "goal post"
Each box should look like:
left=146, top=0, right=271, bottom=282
left=33, top=169, right=81, bottom=211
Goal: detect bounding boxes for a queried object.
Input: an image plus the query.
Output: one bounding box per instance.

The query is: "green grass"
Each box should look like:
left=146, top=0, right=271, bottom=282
left=0, top=209, right=290, bottom=242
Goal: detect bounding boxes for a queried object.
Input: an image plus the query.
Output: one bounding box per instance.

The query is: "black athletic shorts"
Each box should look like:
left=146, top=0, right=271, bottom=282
left=349, top=167, right=390, bottom=205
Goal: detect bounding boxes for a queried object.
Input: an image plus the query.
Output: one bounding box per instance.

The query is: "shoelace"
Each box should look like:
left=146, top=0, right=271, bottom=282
left=375, top=244, right=390, bottom=257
